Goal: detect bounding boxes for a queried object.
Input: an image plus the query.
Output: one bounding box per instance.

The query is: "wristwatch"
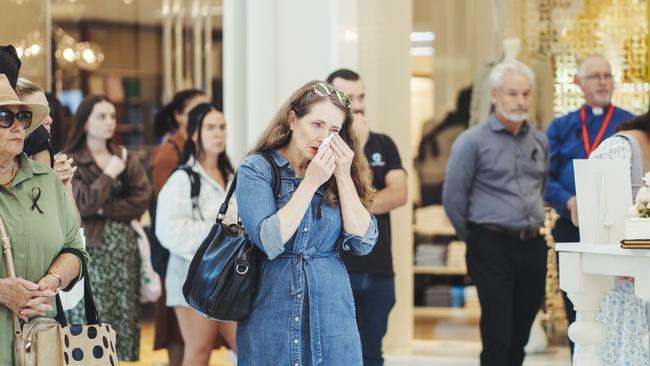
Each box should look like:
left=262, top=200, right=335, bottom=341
left=47, top=272, right=63, bottom=294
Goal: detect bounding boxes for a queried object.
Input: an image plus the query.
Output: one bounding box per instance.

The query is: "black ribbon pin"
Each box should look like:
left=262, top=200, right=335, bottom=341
left=31, top=187, right=43, bottom=214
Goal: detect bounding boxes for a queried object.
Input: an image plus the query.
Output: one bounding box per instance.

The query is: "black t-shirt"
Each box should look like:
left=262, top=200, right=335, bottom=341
left=341, top=132, right=403, bottom=276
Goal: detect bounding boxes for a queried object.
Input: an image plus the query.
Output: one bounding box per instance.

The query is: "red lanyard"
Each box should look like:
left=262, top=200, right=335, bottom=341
left=580, top=105, right=614, bottom=157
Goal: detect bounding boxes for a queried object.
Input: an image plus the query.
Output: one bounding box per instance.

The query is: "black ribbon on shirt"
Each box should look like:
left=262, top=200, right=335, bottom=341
left=31, top=187, right=43, bottom=214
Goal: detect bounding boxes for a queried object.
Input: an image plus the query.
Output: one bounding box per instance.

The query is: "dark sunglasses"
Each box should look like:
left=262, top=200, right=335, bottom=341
left=313, top=82, right=351, bottom=109
left=0, top=108, right=32, bottom=129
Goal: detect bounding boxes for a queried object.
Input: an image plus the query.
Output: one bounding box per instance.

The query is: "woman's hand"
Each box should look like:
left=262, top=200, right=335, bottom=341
left=329, top=134, right=354, bottom=180
left=54, top=153, right=77, bottom=185
left=0, top=278, right=52, bottom=320
left=103, top=155, right=126, bottom=179
left=304, top=146, right=335, bottom=189
left=18, top=295, right=54, bottom=320
left=16, top=275, right=58, bottom=319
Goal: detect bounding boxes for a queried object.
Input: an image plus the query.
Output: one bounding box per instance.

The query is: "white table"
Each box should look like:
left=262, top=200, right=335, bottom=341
left=556, top=242, right=650, bottom=365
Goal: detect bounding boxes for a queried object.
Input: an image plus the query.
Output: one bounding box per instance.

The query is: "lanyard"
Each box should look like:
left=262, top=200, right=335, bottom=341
left=580, top=104, right=614, bottom=157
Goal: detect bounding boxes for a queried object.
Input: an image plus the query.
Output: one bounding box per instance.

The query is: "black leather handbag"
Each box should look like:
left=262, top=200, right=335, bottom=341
left=183, top=151, right=279, bottom=321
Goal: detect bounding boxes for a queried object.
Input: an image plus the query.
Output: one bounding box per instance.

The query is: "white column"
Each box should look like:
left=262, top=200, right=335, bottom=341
left=224, top=0, right=358, bottom=164
left=357, top=0, right=413, bottom=350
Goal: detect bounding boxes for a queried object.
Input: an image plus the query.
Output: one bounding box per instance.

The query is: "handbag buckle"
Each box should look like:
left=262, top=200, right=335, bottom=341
left=236, top=263, right=249, bottom=275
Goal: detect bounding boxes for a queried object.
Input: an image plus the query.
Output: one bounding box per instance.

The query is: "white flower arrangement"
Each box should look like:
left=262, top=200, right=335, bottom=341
left=630, top=171, right=650, bottom=218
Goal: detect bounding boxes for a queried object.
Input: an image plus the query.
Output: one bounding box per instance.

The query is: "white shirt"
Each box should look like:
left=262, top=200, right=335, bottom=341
left=155, top=158, right=237, bottom=307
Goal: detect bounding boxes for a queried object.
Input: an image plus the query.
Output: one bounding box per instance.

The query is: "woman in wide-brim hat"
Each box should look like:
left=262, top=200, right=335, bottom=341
left=0, top=73, right=88, bottom=366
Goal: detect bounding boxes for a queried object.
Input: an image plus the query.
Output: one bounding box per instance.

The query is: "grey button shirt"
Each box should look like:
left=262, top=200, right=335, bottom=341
left=442, top=114, right=549, bottom=240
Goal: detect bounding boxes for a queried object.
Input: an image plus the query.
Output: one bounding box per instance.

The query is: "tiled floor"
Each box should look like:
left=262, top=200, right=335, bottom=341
left=385, top=340, right=571, bottom=366
left=122, top=320, right=234, bottom=366
left=129, top=320, right=571, bottom=366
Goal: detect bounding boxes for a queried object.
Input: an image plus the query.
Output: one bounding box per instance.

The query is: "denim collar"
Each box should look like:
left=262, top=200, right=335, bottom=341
left=269, top=149, right=291, bottom=168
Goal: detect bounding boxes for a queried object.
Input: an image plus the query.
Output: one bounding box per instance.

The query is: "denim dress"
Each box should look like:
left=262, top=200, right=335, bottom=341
left=235, top=151, right=378, bottom=366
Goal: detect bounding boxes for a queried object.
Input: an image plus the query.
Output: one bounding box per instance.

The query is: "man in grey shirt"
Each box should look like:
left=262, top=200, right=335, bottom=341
left=443, top=60, right=549, bottom=366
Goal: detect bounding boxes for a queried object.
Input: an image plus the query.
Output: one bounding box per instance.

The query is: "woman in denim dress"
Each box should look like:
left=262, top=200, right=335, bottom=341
left=235, top=80, right=379, bottom=366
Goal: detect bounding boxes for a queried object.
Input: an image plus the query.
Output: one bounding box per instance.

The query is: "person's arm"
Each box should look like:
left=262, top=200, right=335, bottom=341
left=442, top=134, right=476, bottom=241
left=544, top=120, right=574, bottom=215
left=370, top=137, right=408, bottom=214
left=236, top=150, right=334, bottom=260
left=72, top=170, right=115, bottom=217
left=101, top=153, right=152, bottom=221
left=370, top=170, right=407, bottom=215
left=156, top=171, right=214, bottom=260
left=370, top=136, right=408, bottom=215
left=330, top=135, right=378, bottom=255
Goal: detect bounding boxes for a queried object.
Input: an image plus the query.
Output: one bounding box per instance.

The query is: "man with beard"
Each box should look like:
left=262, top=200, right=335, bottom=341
left=544, top=54, right=633, bottom=355
left=443, top=60, right=549, bottom=366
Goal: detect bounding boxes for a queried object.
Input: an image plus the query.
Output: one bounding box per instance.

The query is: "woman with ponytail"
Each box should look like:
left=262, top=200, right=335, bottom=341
left=149, top=90, right=210, bottom=365
left=155, top=103, right=237, bottom=365
left=150, top=89, right=208, bottom=194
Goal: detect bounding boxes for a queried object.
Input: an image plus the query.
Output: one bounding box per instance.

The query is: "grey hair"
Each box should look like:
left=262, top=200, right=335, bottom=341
left=489, top=60, right=535, bottom=90
left=576, top=54, right=609, bottom=79
left=16, top=78, right=43, bottom=98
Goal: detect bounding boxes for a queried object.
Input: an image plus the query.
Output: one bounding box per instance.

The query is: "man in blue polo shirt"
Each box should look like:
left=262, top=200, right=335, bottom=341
left=545, top=54, right=634, bottom=355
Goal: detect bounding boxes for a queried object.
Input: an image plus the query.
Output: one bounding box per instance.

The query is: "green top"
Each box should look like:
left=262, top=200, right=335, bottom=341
left=0, top=153, right=87, bottom=366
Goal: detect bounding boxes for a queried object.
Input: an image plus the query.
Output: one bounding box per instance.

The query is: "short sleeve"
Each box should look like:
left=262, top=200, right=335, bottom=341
left=382, top=135, right=404, bottom=172
left=590, top=135, right=632, bottom=163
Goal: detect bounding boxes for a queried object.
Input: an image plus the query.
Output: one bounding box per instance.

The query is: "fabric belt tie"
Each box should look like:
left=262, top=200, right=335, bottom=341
left=277, top=249, right=338, bottom=366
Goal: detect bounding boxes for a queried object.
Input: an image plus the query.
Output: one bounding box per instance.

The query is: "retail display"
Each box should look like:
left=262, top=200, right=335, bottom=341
left=623, top=218, right=650, bottom=241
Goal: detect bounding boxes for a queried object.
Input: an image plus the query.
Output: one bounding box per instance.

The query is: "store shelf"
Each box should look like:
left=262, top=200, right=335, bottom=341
left=413, top=306, right=481, bottom=320
left=413, top=266, right=467, bottom=275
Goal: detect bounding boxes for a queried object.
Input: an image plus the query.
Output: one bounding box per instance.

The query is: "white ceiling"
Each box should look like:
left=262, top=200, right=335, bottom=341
left=52, top=0, right=223, bottom=27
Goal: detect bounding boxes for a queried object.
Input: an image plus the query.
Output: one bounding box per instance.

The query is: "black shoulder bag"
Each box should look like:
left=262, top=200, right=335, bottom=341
left=183, top=151, right=279, bottom=321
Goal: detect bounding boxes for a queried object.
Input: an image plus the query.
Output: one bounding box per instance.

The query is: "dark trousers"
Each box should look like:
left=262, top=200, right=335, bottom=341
left=466, top=225, right=548, bottom=366
left=551, top=217, right=580, bottom=356
left=348, top=272, right=396, bottom=366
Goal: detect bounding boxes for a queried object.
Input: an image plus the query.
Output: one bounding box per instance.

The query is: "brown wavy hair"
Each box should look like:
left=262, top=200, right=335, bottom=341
left=250, top=80, right=374, bottom=207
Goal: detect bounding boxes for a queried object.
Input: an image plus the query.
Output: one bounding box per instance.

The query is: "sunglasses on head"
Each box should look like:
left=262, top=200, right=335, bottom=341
left=0, top=108, right=32, bottom=129
left=312, top=82, right=351, bottom=109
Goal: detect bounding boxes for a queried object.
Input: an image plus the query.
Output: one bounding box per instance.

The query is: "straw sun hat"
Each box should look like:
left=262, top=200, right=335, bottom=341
left=0, top=73, right=49, bottom=136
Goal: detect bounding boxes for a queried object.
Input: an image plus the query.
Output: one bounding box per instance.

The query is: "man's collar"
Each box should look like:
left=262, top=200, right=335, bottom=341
left=488, top=114, right=530, bottom=135
left=584, top=103, right=612, bottom=116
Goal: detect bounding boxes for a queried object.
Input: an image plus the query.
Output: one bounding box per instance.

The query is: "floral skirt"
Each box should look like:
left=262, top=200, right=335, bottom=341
left=66, top=219, right=142, bottom=361
left=595, top=280, right=650, bottom=366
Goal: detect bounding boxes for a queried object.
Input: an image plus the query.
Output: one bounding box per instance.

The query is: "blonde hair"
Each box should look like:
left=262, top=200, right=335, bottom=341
left=250, top=80, right=375, bottom=207
left=16, top=78, right=43, bottom=98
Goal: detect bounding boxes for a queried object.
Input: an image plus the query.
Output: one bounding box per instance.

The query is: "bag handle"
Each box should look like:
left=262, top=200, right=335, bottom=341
left=53, top=251, right=102, bottom=326
left=216, top=150, right=280, bottom=223
left=0, top=215, right=24, bottom=362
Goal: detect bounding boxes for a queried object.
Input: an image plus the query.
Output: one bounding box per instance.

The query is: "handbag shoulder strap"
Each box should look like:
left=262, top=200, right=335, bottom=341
left=216, top=150, right=280, bottom=223
left=176, top=165, right=202, bottom=212
left=0, top=216, right=27, bottom=361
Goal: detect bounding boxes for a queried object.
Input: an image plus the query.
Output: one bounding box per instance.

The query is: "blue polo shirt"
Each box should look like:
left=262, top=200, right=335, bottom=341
left=544, top=105, right=634, bottom=219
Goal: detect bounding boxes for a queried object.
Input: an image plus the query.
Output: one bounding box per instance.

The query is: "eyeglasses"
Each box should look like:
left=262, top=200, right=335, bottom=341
left=583, top=73, right=613, bottom=82
left=313, top=82, right=351, bottom=109
left=0, top=108, right=33, bottom=129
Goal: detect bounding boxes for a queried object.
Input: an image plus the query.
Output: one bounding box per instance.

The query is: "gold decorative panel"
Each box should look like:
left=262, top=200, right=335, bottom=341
left=524, top=0, right=649, bottom=116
